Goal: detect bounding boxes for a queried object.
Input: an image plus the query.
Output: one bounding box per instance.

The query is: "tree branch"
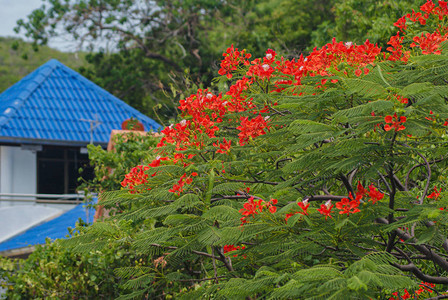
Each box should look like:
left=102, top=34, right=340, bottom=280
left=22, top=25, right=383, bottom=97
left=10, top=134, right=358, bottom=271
left=392, top=262, right=448, bottom=284
left=376, top=218, right=448, bottom=272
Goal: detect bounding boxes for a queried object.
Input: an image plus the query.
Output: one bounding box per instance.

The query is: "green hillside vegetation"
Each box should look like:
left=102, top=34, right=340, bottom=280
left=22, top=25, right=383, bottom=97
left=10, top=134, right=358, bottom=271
left=0, top=37, right=86, bottom=93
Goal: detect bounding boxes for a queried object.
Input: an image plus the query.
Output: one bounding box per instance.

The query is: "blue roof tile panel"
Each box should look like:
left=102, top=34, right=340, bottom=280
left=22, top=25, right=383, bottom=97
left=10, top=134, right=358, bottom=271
left=0, top=59, right=161, bottom=145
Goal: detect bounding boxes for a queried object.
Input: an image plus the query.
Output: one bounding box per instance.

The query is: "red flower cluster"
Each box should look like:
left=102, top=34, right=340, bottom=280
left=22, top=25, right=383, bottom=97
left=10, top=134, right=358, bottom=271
left=427, top=186, right=442, bottom=200
left=317, top=200, right=334, bottom=220
left=213, top=138, right=232, bottom=154
left=298, top=199, right=310, bottom=215
left=395, top=94, right=409, bottom=104
left=388, top=1, right=448, bottom=61
left=416, top=281, right=436, bottom=295
left=411, top=31, right=448, bottom=55
left=170, top=82, right=258, bottom=152
left=421, top=0, right=448, bottom=20
left=394, top=9, right=428, bottom=32
left=317, top=183, right=384, bottom=219
left=390, top=289, right=411, bottom=300
left=121, top=156, right=171, bottom=192
left=223, top=244, right=246, bottom=257
left=305, top=38, right=381, bottom=79
left=336, top=194, right=361, bottom=215
left=285, top=183, right=384, bottom=221
left=390, top=282, right=436, bottom=299
left=367, top=184, right=384, bottom=204
left=236, top=115, right=270, bottom=146
left=121, top=165, right=150, bottom=193
left=169, top=172, right=198, bottom=195
left=218, top=45, right=251, bottom=79
left=157, top=120, right=193, bottom=149
left=271, top=38, right=381, bottom=91
left=384, top=113, right=407, bottom=131
left=386, top=32, right=410, bottom=62
left=285, top=199, right=310, bottom=222
left=178, top=90, right=225, bottom=123
left=225, top=77, right=256, bottom=113
left=239, top=197, right=277, bottom=224
left=246, top=49, right=277, bottom=79
left=421, top=0, right=437, bottom=17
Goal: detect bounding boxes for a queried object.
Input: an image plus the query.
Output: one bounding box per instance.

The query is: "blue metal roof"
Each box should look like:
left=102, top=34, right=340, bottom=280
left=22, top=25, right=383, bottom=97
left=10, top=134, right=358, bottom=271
left=0, top=59, right=161, bottom=146
left=0, top=202, right=95, bottom=252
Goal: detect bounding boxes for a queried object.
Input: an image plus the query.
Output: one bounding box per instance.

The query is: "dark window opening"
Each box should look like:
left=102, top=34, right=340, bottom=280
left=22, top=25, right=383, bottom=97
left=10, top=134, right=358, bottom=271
left=37, top=146, right=94, bottom=195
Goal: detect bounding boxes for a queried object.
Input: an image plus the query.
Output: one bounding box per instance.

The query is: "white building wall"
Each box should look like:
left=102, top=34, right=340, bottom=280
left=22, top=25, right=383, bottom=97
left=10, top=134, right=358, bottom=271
left=0, top=146, right=37, bottom=206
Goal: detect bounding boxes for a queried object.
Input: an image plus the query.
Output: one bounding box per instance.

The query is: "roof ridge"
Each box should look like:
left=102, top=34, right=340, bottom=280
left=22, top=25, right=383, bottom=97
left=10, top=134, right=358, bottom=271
left=56, top=62, right=161, bottom=130
left=0, top=59, right=60, bottom=128
left=0, top=59, right=161, bottom=145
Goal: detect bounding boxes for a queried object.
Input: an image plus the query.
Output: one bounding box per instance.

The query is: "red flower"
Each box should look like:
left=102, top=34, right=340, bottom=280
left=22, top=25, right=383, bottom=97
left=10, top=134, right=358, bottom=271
left=395, top=95, right=408, bottom=104
left=427, top=186, right=442, bottom=200
left=169, top=172, right=197, bottom=195
left=236, top=115, right=270, bottom=146
left=121, top=165, right=151, bottom=193
left=421, top=0, right=436, bottom=16
left=356, top=182, right=367, bottom=198
left=223, top=244, right=246, bottom=258
left=218, top=45, right=251, bottom=79
left=264, top=49, right=276, bottom=63
left=213, top=138, right=232, bottom=154
left=368, top=184, right=384, bottom=204
left=266, top=198, right=278, bottom=213
left=406, top=9, right=427, bottom=25
left=336, top=196, right=361, bottom=215
left=317, top=200, right=334, bottom=220
left=285, top=212, right=296, bottom=222
left=247, top=59, right=275, bottom=79
left=393, top=16, right=407, bottom=31
left=239, top=197, right=264, bottom=224
left=386, top=32, right=410, bottom=62
left=416, top=281, right=435, bottom=295
left=411, top=31, right=448, bottom=55
left=389, top=288, right=411, bottom=300
left=239, top=197, right=277, bottom=224
left=298, top=199, right=310, bottom=215
left=384, top=113, right=407, bottom=131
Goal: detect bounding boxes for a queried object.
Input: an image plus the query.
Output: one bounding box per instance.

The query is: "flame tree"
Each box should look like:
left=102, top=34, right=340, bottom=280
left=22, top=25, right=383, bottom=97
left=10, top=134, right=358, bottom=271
left=62, top=1, right=448, bottom=299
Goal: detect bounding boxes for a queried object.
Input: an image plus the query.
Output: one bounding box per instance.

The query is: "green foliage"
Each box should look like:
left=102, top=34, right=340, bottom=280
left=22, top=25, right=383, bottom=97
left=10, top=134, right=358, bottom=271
left=80, top=132, right=159, bottom=192
left=0, top=237, right=140, bottom=299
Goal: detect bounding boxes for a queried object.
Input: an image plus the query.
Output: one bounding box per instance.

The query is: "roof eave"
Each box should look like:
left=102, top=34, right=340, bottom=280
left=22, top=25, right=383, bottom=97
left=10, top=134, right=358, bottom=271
left=0, top=136, right=108, bottom=148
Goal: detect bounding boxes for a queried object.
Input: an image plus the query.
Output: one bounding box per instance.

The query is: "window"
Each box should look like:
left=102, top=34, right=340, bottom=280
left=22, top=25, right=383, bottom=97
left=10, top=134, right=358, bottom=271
left=37, top=146, right=94, bottom=194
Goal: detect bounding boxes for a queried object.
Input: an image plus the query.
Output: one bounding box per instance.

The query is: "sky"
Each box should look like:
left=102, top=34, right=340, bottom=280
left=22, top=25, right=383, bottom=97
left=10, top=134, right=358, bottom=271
left=0, top=0, right=75, bottom=51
